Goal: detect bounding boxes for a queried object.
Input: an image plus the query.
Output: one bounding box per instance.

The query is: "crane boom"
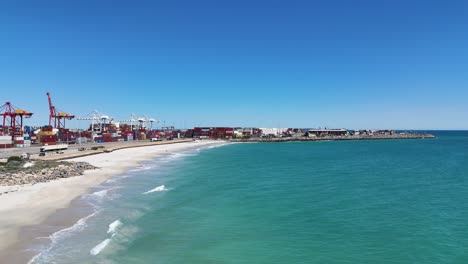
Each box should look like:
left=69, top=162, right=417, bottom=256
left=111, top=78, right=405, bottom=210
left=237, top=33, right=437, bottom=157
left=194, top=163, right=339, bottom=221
left=46, top=92, right=75, bottom=129
left=47, top=92, right=55, bottom=127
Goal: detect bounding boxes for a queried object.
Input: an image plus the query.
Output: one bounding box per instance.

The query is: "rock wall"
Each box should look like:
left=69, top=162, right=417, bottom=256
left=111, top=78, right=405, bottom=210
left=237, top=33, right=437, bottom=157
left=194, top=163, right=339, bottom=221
left=0, top=161, right=97, bottom=186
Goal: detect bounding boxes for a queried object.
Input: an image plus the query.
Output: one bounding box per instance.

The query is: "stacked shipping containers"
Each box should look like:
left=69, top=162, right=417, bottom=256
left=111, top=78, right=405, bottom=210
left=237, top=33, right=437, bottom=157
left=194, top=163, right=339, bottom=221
left=225, top=128, right=234, bottom=138
left=14, top=136, right=24, bottom=148
left=23, top=134, right=31, bottom=147
left=0, top=135, right=13, bottom=148
left=40, top=135, right=57, bottom=145
left=37, top=126, right=57, bottom=145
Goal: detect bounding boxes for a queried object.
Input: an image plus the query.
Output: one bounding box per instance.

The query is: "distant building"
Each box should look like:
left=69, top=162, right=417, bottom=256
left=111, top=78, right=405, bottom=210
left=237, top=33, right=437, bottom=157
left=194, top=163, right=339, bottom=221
left=259, top=128, right=289, bottom=137
left=305, top=128, right=348, bottom=137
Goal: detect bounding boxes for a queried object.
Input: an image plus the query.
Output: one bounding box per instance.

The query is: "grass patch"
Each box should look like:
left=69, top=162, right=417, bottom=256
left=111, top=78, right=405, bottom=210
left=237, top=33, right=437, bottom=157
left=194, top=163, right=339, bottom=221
left=7, top=156, right=22, bottom=163
left=91, top=146, right=105, bottom=151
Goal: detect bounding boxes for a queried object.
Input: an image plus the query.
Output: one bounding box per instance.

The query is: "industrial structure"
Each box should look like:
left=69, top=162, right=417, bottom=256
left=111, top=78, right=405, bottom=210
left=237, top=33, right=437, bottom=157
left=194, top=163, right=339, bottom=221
left=1, top=92, right=404, bottom=149
left=47, top=92, right=75, bottom=129
left=0, top=102, right=33, bottom=146
left=77, top=110, right=111, bottom=134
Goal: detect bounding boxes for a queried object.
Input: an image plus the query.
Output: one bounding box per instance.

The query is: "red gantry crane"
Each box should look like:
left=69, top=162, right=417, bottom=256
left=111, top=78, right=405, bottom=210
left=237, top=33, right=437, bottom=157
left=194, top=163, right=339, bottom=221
left=47, top=92, right=75, bottom=129
left=0, top=102, right=33, bottom=140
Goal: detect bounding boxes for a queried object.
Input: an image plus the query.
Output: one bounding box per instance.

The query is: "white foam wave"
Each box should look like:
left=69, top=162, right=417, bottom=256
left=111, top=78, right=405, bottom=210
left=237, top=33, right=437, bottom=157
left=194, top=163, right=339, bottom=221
left=28, top=211, right=99, bottom=264
left=171, top=153, right=197, bottom=157
left=82, top=188, right=120, bottom=209
left=142, top=185, right=168, bottom=194
left=128, top=165, right=154, bottom=172
left=107, top=219, right=122, bottom=235
left=90, top=238, right=111, bottom=256
left=106, top=174, right=132, bottom=183
left=50, top=211, right=98, bottom=240
left=92, top=189, right=108, bottom=198
left=206, top=143, right=230, bottom=149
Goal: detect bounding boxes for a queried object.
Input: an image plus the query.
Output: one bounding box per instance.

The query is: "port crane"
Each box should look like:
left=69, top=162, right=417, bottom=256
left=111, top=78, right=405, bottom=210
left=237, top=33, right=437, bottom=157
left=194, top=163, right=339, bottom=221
left=142, top=115, right=160, bottom=129
left=0, top=101, right=33, bottom=140
left=119, top=113, right=138, bottom=130
left=77, top=110, right=112, bottom=133
left=47, top=92, right=75, bottom=129
left=120, top=114, right=159, bottom=130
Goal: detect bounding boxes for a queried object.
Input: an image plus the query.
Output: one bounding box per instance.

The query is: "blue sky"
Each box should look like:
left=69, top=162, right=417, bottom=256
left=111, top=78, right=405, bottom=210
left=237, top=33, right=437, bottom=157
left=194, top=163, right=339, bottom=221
left=0, top=0, right=467, bottom=129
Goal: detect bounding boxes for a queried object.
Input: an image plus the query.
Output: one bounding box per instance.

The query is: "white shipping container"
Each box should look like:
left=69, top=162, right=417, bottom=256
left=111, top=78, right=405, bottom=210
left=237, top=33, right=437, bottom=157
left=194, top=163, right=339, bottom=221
left=24, top=140, right=31, bottom=144
left=15, top=144, right=24, bottom=148
left=77, top=137, right=89, bottom=144
left=15, top=137, right=24, bottom=140
left=0, top=140, right=12, bottom=144
left=0, top=136, right=11, bottom=140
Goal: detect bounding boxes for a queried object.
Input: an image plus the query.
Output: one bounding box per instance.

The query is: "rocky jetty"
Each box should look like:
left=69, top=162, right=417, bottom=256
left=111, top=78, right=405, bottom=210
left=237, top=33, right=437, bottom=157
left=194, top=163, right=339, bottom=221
left=0, top=158, right=97, bottom=186
left=229, top=133, right=435, bottom=143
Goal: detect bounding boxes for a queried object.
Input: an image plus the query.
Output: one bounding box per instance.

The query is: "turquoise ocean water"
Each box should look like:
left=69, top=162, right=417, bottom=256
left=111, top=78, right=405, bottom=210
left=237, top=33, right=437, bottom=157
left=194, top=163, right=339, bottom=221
left=31, top=132, right=468, bottom=264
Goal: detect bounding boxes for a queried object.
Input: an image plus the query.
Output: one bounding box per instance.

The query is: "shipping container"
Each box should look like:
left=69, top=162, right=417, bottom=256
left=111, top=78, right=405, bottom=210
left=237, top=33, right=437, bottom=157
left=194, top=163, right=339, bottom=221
left=0, top=135, right=11, bottom=141
left=0, top=144, right=13, bottom=148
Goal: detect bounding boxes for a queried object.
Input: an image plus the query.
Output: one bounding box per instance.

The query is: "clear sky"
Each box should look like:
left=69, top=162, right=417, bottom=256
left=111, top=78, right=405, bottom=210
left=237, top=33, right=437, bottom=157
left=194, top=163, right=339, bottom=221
left=0, top=0, right=467, bottom=130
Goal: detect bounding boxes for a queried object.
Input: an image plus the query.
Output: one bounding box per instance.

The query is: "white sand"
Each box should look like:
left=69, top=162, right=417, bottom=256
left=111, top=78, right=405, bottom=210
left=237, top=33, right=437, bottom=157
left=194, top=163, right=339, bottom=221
left=0, top=140, right=222, bottom=254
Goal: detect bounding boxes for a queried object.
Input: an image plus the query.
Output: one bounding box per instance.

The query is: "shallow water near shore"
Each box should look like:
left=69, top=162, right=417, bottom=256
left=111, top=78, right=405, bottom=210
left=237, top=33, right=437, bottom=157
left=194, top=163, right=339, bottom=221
left=26, top=132, right=468, bottom=263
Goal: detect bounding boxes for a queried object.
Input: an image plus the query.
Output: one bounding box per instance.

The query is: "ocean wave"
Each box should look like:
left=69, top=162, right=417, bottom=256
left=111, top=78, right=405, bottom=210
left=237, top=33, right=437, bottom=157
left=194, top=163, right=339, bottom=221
left=142, top=185, right=168, bottom=194
left=107, top=219, right=122, bottom=235
left=106, top=174, right=133, bottom=183
left=206, top=143, right=229, bottom=149
left=82, top=187, right=120, bottom=208
left=128, top=165, right=155, bottom=172
left=49, top=211, right=98, bottom=241
left=89, top=218, right=124, bottom=257
left=90, top=238, right=111, bottom=256
left=101, top=225, right=140, bottom=256
left=28, top=211, right=99, bottom=264
left=92, top=189, right=108, bottom=198
left=170, top=152, right=197, bottom=157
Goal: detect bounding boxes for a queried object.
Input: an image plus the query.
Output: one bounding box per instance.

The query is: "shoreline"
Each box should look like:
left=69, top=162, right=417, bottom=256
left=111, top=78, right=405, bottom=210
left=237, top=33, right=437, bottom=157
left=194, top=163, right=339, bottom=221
left=0, top=140, right=225, bottom=263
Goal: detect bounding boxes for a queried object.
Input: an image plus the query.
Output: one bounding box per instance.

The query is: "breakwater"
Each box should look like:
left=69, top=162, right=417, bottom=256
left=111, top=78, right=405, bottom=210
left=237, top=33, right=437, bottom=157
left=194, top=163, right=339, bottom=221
left=0, top=160, right=96, bottom=187
left=229, top=133, right=435, bottom=143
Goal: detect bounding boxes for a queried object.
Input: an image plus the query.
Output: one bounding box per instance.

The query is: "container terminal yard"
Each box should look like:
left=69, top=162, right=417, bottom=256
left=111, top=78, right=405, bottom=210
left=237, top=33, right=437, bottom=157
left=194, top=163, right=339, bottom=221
left=0, top=93, right=435, bottom=159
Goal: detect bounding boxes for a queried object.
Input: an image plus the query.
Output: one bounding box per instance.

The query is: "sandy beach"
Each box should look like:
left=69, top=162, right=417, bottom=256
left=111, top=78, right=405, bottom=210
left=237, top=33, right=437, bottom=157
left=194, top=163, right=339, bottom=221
left=0, top=140, right=223, bottom=263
